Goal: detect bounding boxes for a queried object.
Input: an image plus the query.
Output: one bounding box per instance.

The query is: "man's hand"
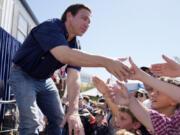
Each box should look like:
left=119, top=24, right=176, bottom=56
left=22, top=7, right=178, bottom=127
left=105, top=58, right=131, bottom=82
left=60, top=113, right=84, bottom=135
left=151, top=55, right=180, bottom=77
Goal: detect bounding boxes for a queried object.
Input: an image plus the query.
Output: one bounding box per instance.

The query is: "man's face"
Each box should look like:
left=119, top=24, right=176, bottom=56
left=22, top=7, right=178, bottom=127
left=68, top=9, right=91, bottom=36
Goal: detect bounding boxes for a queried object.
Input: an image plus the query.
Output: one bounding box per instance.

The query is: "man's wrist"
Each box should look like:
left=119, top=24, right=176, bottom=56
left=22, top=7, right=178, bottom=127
left=67, top=105, right=79, bottom=114
left=102, top=57, right=113, bottom=68
left=67, top=109, right=79, bottom=115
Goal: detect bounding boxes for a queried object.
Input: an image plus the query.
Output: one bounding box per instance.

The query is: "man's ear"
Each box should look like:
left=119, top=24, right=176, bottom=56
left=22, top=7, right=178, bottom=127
left=133, top=122, right=141, bottom=130
left=66, top=12, right=72, bottom=21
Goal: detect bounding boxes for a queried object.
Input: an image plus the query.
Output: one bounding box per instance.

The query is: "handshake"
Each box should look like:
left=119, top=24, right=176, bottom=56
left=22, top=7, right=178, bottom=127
left=104, top=57, right=145, bottom=83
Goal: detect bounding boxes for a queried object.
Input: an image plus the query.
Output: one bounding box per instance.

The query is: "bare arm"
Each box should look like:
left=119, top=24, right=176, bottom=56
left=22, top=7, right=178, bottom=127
left=139, top=72, right=180, bottom=103
left=50, top=46, right=130, bottom=81
left=60, top=68, right=84, bottom=135
left=93, top=77, right=119, bottom=117
left=128, top=95, right=154, bottom=132
left=103, top=96, right=119, bottom=117
left=50, top=46, right=107, bottom=67
left=66, top=68, right=81, bottom=113
left=129, top=57, right=180, bottom=103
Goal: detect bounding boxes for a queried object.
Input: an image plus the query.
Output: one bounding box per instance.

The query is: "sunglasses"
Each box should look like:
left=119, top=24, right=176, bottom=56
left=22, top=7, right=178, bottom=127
left=135, top=92, right=146, bottom=98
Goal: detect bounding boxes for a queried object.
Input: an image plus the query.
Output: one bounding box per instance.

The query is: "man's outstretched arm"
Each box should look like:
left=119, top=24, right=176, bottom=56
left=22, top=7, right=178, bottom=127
left=50, top=46, right=130, bottom=81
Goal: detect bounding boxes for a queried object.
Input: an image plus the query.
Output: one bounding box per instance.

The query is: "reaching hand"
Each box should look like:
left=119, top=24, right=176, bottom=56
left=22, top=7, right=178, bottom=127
left=105, top=58, right=131, bottom=82
left=92, top=76, right=110, bottom=95
left=93, top=76, right=122, bottom=117
left=129, top=57, right=145, bottom=81
left=93, top=76, right=131, bottom=106
left=151, top=55, right=180, bottom=77
left=60, top=113, right=84, bottom=135
left=109, top=81, right=131, bottom=106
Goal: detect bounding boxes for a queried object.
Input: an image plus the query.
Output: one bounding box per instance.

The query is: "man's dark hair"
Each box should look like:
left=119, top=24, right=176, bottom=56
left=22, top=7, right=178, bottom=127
left=61, top=4, right=92, bottom=23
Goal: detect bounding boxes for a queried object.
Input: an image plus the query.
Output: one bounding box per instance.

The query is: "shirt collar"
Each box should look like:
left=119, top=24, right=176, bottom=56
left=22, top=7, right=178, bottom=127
left=60, top=20, right=76, bottom=42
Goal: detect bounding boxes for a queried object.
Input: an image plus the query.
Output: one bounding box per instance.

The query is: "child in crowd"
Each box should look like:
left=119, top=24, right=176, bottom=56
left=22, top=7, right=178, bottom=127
left=79, top=95, right=94, bottom=114
left=114, top=106, right=142, bottom=135
left=151, top=77, right=180, bottom=117
left=91, top=109, right=108, bottom=135
left=134, top=89, right=149, bottom=103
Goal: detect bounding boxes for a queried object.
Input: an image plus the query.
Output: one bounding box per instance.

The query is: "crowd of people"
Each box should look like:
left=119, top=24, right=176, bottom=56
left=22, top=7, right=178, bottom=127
left=7, top=3, right=180, bottom=135
left=92, top=55, right=180, bottom=135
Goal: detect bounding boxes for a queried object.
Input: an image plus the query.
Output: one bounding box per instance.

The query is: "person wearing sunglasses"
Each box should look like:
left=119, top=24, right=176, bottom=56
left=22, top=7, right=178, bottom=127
left=134, top=89, right=149, bottom=103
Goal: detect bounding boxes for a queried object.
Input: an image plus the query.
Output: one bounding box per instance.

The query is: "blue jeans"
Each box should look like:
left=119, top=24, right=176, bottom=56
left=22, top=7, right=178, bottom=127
left=9, top=67, right=64, bottom=135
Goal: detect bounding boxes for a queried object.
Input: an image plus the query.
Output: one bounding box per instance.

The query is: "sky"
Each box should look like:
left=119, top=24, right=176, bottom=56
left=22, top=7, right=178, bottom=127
left=27, top=0, right=180, bottom=82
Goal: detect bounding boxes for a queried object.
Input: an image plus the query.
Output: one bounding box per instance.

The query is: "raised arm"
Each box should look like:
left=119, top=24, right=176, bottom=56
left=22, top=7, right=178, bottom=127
left=129, top=57, right=180, bottom=103
left=92, top=77, right=119, bottom=117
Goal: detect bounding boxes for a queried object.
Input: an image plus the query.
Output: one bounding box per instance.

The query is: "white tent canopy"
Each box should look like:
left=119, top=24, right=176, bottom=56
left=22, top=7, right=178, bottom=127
left=80, top=88, right=102, bottom=97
